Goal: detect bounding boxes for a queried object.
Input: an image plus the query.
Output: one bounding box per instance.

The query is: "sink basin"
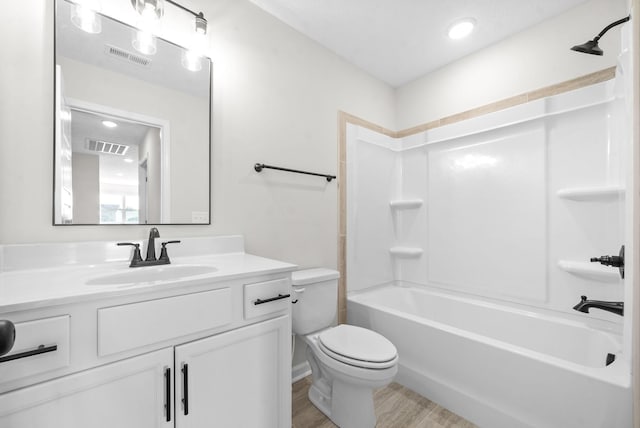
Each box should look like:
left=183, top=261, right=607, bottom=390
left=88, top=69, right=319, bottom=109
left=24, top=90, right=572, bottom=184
left=86, top=264, right=218, bottom=286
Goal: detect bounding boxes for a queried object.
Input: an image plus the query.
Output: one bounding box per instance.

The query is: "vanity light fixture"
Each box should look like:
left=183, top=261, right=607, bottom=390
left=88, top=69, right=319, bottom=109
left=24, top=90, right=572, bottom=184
left=131, top=0, right=165, bottom=18
left=102, top=120, right=118, bottom=128
left=447, top=18, right=475, bottom=40
left=70, top=0, right=102, bottom=34
left=181, top=12, right=208, bottom=71
left=571, top=15, right=630, bottom=56
left=130, top=0, right=209, bottom=66
left=131, top=0, right=164, bottom=55
left=195, top=11, right=208, bottom=36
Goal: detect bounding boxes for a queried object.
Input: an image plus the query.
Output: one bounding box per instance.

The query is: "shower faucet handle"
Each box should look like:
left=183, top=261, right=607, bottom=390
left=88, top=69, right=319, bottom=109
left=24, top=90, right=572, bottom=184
left=590, top=255, right=623, bottom=267
left=590, top=245, right=625, bottom=279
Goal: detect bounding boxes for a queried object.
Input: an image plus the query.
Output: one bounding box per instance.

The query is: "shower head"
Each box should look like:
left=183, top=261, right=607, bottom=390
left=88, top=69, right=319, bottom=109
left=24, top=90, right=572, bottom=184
left=570, top=39, right=603, bottom=56
left=570, top=15, right=630, bottom=56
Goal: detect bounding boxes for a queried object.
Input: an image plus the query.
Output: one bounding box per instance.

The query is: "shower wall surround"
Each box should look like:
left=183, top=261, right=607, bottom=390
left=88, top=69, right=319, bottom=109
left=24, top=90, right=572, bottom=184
left=347, top=80, right=626, bottom=327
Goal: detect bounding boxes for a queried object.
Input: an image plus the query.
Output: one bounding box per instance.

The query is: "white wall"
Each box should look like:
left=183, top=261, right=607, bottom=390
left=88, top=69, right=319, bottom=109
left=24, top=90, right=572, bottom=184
left=72, top=153, right=99, bottom=223
left=0, top=0, right=395, bottom=271
left=396, top=0, right=628, bottom=129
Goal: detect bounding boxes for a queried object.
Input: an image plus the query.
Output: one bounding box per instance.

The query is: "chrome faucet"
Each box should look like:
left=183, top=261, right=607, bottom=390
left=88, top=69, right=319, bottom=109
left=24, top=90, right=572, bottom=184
left=573, top=295, right=623, bottom=316
left=146, top=227, right=160, bottom=262
left=117, top=228, right=181, bottom=267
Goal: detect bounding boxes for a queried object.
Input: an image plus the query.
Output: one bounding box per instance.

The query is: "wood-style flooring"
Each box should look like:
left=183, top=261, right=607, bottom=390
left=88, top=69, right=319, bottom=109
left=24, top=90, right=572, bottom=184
left=292, top=376, right=477, bottom=428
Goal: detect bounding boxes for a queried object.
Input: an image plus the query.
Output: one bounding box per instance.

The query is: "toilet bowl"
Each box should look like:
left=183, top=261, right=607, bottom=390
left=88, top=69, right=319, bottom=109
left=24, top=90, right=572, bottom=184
left=292, top=268, right=398, bottom=428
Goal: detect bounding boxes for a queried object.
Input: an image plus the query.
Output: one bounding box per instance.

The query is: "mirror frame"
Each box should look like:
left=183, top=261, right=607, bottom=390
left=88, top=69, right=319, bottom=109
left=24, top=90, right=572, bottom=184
left=52, top=0, right=212, bottom=226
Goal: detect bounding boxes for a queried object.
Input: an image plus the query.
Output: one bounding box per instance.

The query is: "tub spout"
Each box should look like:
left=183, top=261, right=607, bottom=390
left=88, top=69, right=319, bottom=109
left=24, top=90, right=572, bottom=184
left=573, top=295, right=623, bottom=316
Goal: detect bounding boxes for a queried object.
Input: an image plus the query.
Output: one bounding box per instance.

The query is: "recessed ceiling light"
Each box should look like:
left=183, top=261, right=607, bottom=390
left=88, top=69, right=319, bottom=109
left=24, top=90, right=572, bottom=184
left=124, top=158, right=134, bottom=163
left=102, top=120, right=118, bottom=128
left=448, top=18, right=476, bottom=40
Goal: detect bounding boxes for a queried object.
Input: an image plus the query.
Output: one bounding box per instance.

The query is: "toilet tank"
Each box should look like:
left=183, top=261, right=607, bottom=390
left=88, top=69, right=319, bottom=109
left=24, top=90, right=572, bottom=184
left=291, top=268, right=340, bottom=335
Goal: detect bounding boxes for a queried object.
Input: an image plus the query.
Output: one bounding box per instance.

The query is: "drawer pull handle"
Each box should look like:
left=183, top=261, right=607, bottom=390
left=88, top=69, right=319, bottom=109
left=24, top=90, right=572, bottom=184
left=182, top=363, right=189, bottom=416
left=254, top=293, right=291, bottom=305
left=165, top=367, right=171, bottom=422
left=0, top=344, right=58, bottom=363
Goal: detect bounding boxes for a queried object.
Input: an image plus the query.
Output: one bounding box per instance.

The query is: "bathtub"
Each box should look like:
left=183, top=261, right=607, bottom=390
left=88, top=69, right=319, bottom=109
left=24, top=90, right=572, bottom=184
left=347, top=283, right=632, bottom=428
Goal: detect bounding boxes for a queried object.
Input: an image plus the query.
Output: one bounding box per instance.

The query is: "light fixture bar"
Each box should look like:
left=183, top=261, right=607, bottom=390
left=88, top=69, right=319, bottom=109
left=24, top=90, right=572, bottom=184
left=129, top=0, right=208, bottom=63
left=165, top=0, right=203, bottom=20
left=164, top=0, right=207, bottom=35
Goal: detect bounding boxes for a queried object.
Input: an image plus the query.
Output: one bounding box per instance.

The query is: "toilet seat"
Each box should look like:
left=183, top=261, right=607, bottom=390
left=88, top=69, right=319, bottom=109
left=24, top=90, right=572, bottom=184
left=318, top=325, right=397, bottom=369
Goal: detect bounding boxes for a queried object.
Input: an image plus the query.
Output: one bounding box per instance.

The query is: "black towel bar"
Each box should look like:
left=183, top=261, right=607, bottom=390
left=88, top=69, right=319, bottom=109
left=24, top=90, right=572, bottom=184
left=254, top=163, right=336, bottom=182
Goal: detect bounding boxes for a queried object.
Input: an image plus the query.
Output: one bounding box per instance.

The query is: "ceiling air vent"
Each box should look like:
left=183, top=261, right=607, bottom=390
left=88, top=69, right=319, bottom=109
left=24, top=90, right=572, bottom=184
left=105, top=44, right=151, bottom=67
left=86, top=139, right=130, bottom=156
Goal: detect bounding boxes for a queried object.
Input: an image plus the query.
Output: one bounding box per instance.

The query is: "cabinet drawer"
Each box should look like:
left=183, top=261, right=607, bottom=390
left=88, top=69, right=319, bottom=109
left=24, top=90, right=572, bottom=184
left=98, top=288, right=232, bottom=356
left=244, top=278, right=290, bottom=319
left=0, top=315, right=70, bottom=384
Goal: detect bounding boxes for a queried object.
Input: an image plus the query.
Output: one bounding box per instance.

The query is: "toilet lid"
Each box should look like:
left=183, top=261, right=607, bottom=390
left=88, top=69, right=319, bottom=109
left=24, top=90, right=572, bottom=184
left=318, top=325, right=397, bottom=369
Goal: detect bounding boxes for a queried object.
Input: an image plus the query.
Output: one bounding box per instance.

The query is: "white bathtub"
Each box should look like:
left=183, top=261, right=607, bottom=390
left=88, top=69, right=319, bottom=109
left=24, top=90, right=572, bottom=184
left=347, top=283, right=632, bottom=428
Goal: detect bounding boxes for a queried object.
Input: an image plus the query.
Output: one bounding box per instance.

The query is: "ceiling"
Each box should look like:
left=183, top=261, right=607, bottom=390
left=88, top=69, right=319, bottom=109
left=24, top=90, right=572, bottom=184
left=247, top=0, right=590, bottom=87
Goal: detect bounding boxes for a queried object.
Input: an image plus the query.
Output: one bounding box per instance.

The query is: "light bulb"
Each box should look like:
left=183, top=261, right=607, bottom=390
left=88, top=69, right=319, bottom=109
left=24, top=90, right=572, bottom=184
left=188, top=13, right=209, bottom=61
left=133, top=29, right=157, bottom=55
left=134, top=0, right=164, bottom=19
left=70, top=0, right=102, bottom=34
left=182, top=50, right=202, bottom=72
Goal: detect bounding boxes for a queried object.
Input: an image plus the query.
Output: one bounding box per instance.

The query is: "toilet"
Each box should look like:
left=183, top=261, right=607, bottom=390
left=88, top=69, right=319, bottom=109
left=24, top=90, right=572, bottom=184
left=292, top=268, right=398, bottom=428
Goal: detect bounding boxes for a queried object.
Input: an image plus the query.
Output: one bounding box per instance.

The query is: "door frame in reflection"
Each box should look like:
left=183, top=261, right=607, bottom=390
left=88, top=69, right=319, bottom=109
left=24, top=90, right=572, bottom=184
left=67, top=98, right=171, bottom=224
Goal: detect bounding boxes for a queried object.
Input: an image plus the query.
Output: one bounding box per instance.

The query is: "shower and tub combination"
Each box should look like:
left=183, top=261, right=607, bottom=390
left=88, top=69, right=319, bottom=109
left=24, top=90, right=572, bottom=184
left=344, top=26, right=634, bottom=428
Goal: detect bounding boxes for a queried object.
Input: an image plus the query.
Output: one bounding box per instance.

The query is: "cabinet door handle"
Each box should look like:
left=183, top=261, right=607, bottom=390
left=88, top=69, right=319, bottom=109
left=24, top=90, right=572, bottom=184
left=0, top=344, right=57, bottom=363
left=182, top=363, right=189, bottom=415
left=254, top=293, right=291, bottom=305
left=164, top=367, right=171, bottom=422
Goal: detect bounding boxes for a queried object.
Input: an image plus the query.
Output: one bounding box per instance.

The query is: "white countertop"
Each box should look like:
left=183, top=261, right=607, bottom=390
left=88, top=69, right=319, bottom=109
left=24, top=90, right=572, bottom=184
left=0, top=236, right=297, bottom=313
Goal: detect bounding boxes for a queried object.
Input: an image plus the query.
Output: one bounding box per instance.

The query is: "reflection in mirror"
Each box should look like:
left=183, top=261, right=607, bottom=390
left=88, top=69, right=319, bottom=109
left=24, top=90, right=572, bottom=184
left=68, top=108, right=163, bottom=224
left=54, top=0, right=211, bottom=225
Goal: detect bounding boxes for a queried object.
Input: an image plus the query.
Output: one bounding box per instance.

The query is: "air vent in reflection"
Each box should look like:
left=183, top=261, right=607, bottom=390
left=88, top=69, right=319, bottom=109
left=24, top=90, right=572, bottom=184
left=86, top=139, right=129, bottom=156
left=105, top=44, right=151, bottom=67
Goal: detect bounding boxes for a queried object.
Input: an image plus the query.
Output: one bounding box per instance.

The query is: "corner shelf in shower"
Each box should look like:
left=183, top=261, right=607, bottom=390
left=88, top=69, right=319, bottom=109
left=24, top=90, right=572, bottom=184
left=557, top=260, right=620, bottom=282
left=389, top=247, right=424, bottom=258
left=556, top=185, right=624, bottom=201
left=389, top=199, right=423, bottom=209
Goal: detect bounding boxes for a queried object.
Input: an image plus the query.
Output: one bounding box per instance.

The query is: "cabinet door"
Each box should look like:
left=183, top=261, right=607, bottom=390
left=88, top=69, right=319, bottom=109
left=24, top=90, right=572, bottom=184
left=175, top=315, right=291, bottom=428
left=0, top=348, right=173, bottom=428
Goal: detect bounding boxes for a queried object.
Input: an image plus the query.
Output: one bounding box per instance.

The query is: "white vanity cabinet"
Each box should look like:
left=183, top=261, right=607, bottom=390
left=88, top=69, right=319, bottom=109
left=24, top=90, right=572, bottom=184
left=175, top=315, right=290, bottom=428
left=0, top=273, right=294, bottom=428
left=0, top=347, right=174, bottom=428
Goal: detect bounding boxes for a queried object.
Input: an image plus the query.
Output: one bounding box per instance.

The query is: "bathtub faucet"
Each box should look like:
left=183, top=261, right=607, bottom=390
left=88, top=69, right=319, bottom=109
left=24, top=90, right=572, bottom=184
left=573, top=295, right=623, bottom=316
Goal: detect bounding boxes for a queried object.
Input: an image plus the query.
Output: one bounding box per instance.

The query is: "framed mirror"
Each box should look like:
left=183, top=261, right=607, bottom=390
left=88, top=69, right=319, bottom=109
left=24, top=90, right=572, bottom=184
left=54, top=0, right=211, bottom=225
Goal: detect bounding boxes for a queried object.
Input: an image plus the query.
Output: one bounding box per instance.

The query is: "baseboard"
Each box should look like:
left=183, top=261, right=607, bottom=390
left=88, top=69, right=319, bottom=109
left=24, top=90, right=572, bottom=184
left=292, top=362, right=311, bottom=383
